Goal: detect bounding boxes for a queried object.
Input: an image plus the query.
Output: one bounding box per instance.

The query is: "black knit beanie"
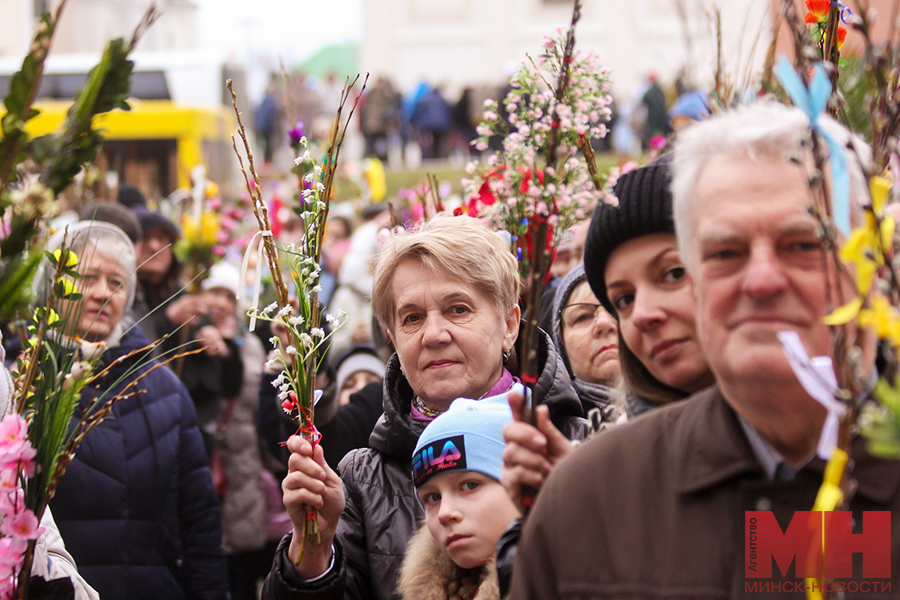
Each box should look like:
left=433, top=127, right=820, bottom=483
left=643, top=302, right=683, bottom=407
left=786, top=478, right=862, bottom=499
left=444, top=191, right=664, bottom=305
left=584, top=153, right=675, bottom=314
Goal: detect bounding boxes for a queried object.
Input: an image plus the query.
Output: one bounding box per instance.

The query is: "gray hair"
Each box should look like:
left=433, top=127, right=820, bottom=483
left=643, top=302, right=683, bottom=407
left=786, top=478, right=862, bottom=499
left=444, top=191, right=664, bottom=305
left=672, top=102, right=871, bottom=273
left=35, top=220, right=137, bottom=311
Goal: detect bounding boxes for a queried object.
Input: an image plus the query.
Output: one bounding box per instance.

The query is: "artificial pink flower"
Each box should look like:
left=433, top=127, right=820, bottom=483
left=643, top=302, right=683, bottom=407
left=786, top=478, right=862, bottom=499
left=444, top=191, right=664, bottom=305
left=0, top=576, right=15, bottom=599
left=0, top=510, right=44, bottom=541
left=0, top=452, right=36, bottom=479
left=410, top=204, right=425, bottom=224
left=0, top=416, right=27, bottom=449
left=0, top=564, right=16, bottom=595
left=649, top=135, right=667, bottom=151
left=0, top=536, right=25, bottom=564
left=0, top=416, right=36, bottom=474
left=621, top=161, right=639, bottom=175
left=0, top=489, right=24, bottom=519
left=0, top=471, right=15, bottom=493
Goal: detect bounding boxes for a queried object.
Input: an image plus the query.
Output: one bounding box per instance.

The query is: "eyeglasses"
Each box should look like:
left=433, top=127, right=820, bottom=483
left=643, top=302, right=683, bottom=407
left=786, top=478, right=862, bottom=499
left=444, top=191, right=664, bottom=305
left=561, top=302, right=607, bottom=330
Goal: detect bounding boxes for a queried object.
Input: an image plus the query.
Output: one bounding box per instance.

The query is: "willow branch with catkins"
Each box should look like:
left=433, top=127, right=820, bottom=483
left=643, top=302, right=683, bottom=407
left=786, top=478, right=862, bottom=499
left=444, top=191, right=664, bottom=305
left=228, top=75, right=365, bottom=563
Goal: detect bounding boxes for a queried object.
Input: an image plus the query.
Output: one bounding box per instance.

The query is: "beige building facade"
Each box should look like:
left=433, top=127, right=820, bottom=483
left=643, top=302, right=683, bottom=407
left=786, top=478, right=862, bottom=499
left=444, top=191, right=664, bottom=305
left=0, top=0, right=198, bottom=57
left=360, top=0, right=774, bottom=100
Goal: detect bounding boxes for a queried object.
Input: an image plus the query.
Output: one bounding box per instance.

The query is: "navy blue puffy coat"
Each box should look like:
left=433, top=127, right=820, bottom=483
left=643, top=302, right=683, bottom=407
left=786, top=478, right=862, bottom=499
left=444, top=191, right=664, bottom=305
left=49, top=325, right=228, bottom=600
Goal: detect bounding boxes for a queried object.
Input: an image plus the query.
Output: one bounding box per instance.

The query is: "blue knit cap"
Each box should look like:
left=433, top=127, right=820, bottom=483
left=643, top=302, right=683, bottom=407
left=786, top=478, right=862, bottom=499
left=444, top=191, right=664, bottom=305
left=411, top=385, right=519, bottom=488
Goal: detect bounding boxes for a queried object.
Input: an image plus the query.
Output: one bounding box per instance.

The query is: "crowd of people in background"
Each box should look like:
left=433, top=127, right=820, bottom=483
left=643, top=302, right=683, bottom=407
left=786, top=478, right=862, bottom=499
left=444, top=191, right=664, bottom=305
left=252, top=68, right=716, bottom=171
left=254, top=71, right=710, bottom=176
left=3, top=59, right=899, bottom=600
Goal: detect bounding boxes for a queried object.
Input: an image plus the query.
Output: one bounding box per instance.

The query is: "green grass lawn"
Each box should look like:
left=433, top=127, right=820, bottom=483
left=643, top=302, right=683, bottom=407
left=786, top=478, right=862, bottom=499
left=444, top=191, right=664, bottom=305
left=384, top=162, right=467, bottom=197
left=383, top=152, right=622, bottom=199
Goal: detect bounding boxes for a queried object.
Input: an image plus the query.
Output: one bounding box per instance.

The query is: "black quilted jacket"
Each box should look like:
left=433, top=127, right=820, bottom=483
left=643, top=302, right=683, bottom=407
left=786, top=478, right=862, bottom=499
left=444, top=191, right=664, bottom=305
left=262, top=328, right=588, bottom=600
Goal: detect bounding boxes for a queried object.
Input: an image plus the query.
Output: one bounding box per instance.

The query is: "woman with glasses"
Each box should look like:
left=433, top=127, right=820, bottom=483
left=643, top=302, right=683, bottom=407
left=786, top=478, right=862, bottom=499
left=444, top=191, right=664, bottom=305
left=551, top=264, right=623, bottom=425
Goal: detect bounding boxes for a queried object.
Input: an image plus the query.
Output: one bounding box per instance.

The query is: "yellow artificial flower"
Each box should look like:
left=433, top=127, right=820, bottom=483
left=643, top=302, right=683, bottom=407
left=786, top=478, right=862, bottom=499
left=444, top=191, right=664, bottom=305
left=181, top=215, right=197, bottom=243
left=838, top=176, right=895, bottom=295
left=364, top=158, right=387, bottom=202
left=52, top=249, right=78, bottom=268
left=32, top=307, right=60, bottom=326
left=822, top=296, right=863, bottom=325
left=182, top=211, right=220, bottom=248
left=205, top=181, right=219, bottom=199
left=56, top=277, right=78, bottom=298
left=858, top=295, right=900, bottom=347
left=871, top=175, right=892, bottom=213
left=201, top=211, right=219, bottom=246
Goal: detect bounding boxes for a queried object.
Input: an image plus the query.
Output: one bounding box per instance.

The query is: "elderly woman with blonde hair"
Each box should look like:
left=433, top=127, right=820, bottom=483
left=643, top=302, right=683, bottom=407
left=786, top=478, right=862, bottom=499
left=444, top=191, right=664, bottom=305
left=262, top=214, right=588, bottom=600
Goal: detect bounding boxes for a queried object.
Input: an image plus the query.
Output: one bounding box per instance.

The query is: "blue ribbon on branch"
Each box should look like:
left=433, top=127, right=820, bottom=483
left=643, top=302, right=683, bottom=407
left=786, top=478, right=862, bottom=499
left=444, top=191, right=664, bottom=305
left=776, top=56, right=851, bottom=236
left=835, top=0, right=854, bottom=24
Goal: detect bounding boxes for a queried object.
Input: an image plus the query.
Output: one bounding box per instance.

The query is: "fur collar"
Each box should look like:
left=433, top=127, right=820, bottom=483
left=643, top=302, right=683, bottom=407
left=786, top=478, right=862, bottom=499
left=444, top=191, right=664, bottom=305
left=397, top=525, right=500, bottom=600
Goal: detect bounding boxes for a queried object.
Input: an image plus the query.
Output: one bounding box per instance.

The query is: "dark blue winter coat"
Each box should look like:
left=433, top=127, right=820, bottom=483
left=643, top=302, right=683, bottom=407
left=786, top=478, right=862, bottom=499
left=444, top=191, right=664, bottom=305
left=410, top=89, right=453, bottom=132
left=49, top=324, right=229, bottom=600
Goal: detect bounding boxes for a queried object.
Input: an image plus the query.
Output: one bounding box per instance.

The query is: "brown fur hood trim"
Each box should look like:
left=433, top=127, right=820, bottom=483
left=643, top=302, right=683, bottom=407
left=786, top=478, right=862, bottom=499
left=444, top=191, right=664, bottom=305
left=396, top=524, right=500, bottom=600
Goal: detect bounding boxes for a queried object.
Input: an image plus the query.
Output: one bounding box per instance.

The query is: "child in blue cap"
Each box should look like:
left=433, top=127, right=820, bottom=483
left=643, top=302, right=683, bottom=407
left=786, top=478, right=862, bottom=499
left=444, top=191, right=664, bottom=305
left=396, top=387, right=522, bottom=600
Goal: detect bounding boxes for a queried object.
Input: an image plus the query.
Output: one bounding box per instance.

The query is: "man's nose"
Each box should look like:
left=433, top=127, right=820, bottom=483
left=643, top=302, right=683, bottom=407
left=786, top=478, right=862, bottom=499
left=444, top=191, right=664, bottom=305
left=741, top=245, right=788, bottom=299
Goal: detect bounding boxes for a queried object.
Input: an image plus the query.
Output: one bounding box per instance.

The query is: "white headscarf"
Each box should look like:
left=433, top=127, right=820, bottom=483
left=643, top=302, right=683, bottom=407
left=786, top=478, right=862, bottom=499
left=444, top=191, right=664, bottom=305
left=0, top=332, right=12, bottom=416
left=34, top=221, right=138, bottom=347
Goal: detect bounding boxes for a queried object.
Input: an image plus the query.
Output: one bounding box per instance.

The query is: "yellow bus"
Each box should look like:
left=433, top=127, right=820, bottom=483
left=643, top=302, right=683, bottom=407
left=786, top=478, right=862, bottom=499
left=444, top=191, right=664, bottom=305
left=0, top=51, right=247, bottom=200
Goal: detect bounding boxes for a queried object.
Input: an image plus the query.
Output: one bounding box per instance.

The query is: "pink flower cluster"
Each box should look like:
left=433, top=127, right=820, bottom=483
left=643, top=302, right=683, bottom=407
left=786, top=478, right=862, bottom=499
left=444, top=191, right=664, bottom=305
left=0, top=414, right=43, bottom=599
left=464, top=31, right=618, bottom=249
left=207, top=194, right=251, bottom=260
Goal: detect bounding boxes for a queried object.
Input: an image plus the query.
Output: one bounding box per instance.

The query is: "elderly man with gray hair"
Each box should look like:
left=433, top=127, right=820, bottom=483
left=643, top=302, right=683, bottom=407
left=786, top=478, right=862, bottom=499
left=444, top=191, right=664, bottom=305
left=509, top=102, right=900, bottom=599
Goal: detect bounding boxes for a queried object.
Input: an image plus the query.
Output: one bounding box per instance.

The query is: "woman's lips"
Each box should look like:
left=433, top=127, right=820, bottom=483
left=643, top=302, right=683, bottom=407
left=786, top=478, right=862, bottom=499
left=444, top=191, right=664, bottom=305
left=650, top=338, right=687, bottom=361
left=83, top=308, right=108, bottom=322
left=590, top=344, right=618, bottom=362
left=425, top=360, right=457, bottom=369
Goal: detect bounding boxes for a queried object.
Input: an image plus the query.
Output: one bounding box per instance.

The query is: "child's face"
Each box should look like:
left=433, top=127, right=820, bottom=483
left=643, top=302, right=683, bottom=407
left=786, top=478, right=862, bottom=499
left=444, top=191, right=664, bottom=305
left=417, top=471, right=520, bottom=569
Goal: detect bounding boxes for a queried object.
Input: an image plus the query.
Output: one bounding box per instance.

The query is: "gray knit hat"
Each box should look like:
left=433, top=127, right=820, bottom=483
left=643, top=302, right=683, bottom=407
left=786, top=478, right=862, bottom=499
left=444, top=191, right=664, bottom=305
left=583, top=153, right=675, bottom=314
